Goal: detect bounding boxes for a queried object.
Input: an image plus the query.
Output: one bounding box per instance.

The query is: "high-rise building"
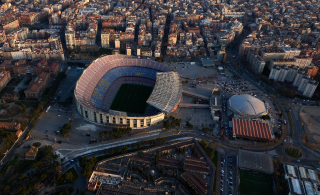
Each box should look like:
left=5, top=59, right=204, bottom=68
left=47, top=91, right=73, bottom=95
left=286, top=65, right=299, bottom=82
left=252, top=55, right=265, bottom=74
left=101, top=29, right=114, bottom=48
left=65, top=29, right=75, bottom=49
left=278, top=66, right=289, bottom=82
left=114, top=33, right=120, bottom=49
left=303, top=80, right=319, bottom=98
left=293, top=71, right=307, bottom=87
left=298, top=75, right=312, bottom=92
left=269, top=65, right=281, bottom=81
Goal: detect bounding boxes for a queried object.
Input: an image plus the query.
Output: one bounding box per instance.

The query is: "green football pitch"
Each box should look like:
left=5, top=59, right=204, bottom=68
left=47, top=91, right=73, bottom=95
left=109, top=84, right=153, bottom=115
left=239, top=169, right=273, bottom=195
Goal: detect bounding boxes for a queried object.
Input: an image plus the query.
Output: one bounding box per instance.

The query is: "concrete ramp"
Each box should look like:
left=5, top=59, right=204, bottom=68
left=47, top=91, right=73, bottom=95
left=182, top=90, right=210, bottom=100
left=179, top=103, right=210, bottom=108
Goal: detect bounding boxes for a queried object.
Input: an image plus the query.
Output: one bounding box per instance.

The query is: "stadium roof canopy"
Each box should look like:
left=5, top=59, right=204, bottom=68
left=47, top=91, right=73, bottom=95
left=238, top=149, right=274, bottom=174
left=232, top=118, right=273, bottom=140
left=228, top=94, right=267, bottom=116
left=75, top=55, right=171, bottom=111
left=147, top=72, right=181, bottom=114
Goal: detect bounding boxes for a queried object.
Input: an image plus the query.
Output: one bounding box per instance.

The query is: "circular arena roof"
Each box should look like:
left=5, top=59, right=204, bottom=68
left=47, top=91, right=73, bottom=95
left=75, top=55, right=181, bottom=115
left=228, top=94, right=267, bottom=117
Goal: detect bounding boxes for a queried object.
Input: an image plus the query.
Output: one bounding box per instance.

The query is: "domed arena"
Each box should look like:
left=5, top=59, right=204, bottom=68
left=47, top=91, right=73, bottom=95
left=75, top=55, right=182, bottom=129
left=228, top=94, right=268, bottom=117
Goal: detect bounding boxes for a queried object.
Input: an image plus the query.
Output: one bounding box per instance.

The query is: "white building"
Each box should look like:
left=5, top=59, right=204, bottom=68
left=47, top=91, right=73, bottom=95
left=269, top=65, right=281, bottom=81
left=278, top=66, right=289, bottom=82
left=286, top=65, right=299, bottom=82
left=65, top=29, right=75, bottom=49
left=298, top=75, right=312, bottom=92
left=293, top=70, right=306, bottom=87
left=303, top=80, right=319, bottom=98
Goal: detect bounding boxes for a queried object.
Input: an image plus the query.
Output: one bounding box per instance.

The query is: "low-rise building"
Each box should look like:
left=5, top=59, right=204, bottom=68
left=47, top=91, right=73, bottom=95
left=25, top=146, right=38, bottom=160
left=0, top=70, right=11, bottom=91
left=24, top=72, right=50, bottom=99
left=2, top=93, right=18, bottom=101
left=0, top=122, right=20, bottom=131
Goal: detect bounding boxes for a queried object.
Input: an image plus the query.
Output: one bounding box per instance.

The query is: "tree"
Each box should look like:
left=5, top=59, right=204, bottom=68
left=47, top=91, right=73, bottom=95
left=109, top=149, right=115, bottom=155
left=33, top=142, right=41, bottom=147
left=99, top=132, right=105, bottom=139
left=65, top=172, right=74, bottom=182
left=117, top=148, right=122, bottom=154
left=104, top=150, right=109, bottom=155
left=155, top=153, right=159, bottom=164
left=138, top=143, right=142, bottom=149
left=123, top=146, right=128, bottom=153
left=209, top=150, right=215, bottom=159
left=199, top=139, right=207, bottom=148
left=163, top=120, right=170, bottom=129
left=186, top=122, right=193, bottom=128
left=261, top=115, right=271, bottom=120
left=80, top=189, right=86, bottom=195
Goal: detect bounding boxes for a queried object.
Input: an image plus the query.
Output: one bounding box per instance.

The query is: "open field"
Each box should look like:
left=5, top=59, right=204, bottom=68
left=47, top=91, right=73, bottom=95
left=300, top=106, right=320, bottom=143
left=239, top=169, right=273, bottom=195
left=110, top=84, right=153, bottom=115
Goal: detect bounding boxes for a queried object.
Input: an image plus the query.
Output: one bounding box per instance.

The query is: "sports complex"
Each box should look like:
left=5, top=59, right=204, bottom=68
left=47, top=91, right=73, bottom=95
left=75, top=55, right=182, bottom=129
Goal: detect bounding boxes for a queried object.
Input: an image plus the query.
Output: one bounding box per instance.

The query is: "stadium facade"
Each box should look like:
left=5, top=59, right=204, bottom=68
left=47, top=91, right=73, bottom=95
left=75, top=55, right=181, bottom=129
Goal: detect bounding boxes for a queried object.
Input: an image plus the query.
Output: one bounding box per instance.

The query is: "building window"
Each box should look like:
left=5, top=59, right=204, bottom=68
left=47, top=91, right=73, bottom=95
left=120, top=118, right=123, bottom=124
left=127, top=119, right=130, bottom=125
left=85, top=110, right=88, bottom=118
left=106, top=116, right=109, bottom=123
left=94, top=112, right=97, bottom=123
left=100, top=114, right=103, bottom=124
left=113, top=117, right=116, bottom=124
left=140, top=119, right=144, bottom=126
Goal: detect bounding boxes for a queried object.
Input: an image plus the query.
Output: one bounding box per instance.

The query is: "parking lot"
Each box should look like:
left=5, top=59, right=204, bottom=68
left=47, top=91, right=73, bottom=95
left=217, top=152, right=238, bottom=195
left=31, top=69, right=84, bottom=142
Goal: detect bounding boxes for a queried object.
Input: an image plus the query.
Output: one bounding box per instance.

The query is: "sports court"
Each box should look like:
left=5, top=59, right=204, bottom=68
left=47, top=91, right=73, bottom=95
left=239, top=169, right=273, bottom=195
left=109, top=84, right=153, bottom=114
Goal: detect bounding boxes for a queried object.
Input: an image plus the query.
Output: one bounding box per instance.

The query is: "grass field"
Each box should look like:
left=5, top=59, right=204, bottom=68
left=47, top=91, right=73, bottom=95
left=239, top=169, right=273, bottom=195
left=110, top=84, right=153, bottom=115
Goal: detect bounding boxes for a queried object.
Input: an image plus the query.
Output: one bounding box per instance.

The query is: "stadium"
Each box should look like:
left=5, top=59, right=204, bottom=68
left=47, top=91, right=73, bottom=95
left=228, top=94, right=268, bottom=118
left=75, top=55, right=182, bottom=129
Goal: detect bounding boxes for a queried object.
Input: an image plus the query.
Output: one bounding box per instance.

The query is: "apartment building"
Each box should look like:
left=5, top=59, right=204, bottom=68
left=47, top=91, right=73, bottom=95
left=303, top=80, right=319, bottom=98
left=252, top=55, right=266, bottom=74
left=101, top=29, right=114, bottom=49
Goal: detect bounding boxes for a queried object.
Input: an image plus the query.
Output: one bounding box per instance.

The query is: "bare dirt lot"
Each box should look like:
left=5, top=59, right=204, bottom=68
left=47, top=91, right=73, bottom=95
left=300, top=106, right=320, bottom=144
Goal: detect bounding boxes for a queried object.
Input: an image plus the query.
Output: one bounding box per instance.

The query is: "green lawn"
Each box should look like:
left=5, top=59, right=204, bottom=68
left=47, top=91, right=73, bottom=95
left=239, top=169, right=273, bottom=195
left=285, top=147, right=302, bottom=158
left=110, top=84, right=153, bottom=114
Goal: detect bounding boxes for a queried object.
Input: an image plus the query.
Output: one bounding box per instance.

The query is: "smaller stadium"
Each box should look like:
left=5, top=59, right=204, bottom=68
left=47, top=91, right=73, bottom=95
left=75, top=55, right=181, bottom=129
left=228, top=94, right=268, bottom=117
